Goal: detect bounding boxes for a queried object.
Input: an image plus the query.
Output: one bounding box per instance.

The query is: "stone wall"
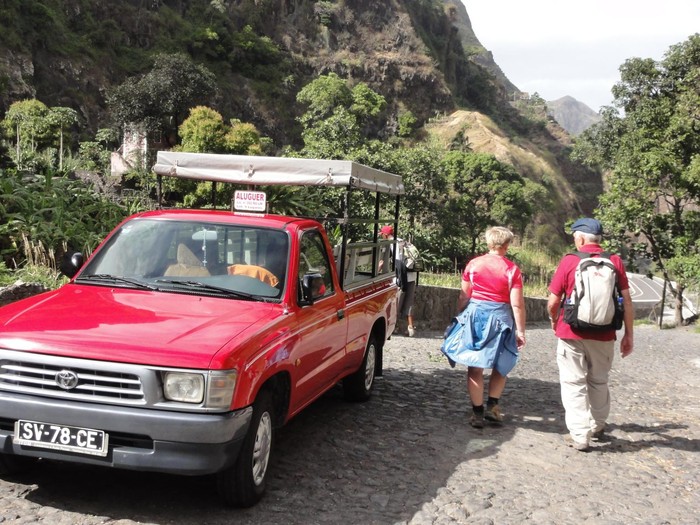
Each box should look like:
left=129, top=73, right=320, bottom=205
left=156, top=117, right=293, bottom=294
left=412, top=285, right=549, bottom=331
left=412, top=285, right=660, bottom=331
left=0, top=282, right=48, bottom=307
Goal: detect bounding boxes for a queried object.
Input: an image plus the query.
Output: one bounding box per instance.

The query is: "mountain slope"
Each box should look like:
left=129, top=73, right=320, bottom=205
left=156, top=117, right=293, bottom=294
left=547, top=96, right=603, bottom=136
left=443, top=0, right=519, bottom=96
left=426, top=109, right=602, bottom=239
left=0, top=0, right=602, bottom=237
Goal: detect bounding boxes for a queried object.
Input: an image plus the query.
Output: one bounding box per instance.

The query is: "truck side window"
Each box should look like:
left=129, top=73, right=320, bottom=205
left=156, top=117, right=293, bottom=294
left=299, top=230, right=334, bottom=298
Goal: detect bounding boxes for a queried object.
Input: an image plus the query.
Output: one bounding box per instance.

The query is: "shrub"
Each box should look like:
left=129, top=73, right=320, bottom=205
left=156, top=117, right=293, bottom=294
left=0, top=169, right=128, bottom=268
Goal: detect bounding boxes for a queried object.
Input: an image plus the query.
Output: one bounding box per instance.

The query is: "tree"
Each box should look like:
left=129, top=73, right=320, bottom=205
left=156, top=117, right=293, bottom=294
left=440, top=152, right=532, bottom=265
left=178, top=107, right=266, bottom=156
left=46, top=107, right=79, bottom=171
left=174, top=108, right=273, bottom=208
left=224, top=119, right=264, bottom=155
left=178, top=106, right=228, bottom=153
left=385, top=144, right=447, bottom=269
left=1, top=99, right=51, bottom=169
left=573, top=34, right=700, bottom=325
left=296, top=73, right=386, bottom=158
left=106, top=53, right=217, bottom=143
left=297, top=73, right=353, bottom=127
left=397, top=111, right=418, bottom=138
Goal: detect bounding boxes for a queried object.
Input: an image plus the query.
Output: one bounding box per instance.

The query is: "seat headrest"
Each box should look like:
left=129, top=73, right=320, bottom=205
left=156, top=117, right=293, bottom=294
left=177, top=243, right=202, bottom=266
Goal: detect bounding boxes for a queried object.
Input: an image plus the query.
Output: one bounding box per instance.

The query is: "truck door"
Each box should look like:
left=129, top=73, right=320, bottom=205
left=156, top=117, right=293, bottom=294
left=289, top=228, right=348, bottom=409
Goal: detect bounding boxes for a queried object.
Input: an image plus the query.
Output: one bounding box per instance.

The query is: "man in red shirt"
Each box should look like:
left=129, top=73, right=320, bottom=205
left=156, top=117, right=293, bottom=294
left=547, top=218, right=634, bottom=451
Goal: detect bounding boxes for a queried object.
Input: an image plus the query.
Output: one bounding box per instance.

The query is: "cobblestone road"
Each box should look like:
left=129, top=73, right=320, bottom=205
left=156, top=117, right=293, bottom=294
left=0, top=324, right=698, bottom=524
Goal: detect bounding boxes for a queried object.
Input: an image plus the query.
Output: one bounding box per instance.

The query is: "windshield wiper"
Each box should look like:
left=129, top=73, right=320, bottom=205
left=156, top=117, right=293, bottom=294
left=153, top=279, right=257, bottom=300
left=76, top=274, right=158, bottom=290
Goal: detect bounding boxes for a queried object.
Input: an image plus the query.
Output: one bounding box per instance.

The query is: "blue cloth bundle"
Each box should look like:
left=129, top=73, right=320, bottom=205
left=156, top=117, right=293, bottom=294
left=440, top=299, right=519, bottom=376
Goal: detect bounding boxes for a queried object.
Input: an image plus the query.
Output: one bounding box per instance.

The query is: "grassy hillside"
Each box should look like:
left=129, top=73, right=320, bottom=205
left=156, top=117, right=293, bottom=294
left=426, top=108, right=600, bottom=249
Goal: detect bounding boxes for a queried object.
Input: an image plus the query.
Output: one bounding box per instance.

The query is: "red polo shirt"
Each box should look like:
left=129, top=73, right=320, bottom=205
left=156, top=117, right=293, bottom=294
left=548, top=244, right=629, bottom=341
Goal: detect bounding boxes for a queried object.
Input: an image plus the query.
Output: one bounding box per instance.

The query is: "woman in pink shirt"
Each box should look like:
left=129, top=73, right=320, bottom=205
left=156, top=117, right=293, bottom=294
left=442, top=226, right=526, bottom=428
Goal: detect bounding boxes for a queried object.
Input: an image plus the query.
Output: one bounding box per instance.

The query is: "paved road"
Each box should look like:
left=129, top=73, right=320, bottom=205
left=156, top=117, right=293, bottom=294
left=627, top=273, right=698, bottom=323
left=1, top=324, right=698, bottom=524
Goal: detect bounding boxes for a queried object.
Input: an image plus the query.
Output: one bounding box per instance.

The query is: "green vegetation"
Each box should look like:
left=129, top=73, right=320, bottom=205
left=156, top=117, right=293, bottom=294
left=573, top=34, right=700, bottom=325
left=106, top=53, right=218, bottom=144
left=0, top=240, right=67, bottom=290
left=0, top=70, right=558, bottom=294
left=0, top=5, right=697, bottom=314
left=420, top=244, right=559, bottom=298
left=0, top=169, right=128, bottom=265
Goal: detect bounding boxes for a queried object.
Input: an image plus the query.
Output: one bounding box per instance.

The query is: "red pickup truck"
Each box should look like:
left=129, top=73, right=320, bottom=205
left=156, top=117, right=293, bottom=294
left=0, top=153, right=403, bottom=507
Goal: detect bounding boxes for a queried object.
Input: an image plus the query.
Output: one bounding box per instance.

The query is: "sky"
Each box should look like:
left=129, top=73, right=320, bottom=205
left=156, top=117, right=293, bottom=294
left=462, top=1, right=700, bottom=112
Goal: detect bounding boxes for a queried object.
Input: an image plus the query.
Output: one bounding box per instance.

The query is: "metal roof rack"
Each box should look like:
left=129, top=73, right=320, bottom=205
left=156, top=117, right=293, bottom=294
left=151, top=151, right=404, bottom=290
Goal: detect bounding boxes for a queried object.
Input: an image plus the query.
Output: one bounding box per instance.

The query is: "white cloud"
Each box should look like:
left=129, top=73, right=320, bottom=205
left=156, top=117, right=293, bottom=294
left=462, top=0, right=700, bottom=109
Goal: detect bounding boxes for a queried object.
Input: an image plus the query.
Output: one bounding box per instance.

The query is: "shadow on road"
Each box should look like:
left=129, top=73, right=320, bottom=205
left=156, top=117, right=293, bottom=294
left=7, top=362, right=695, bottom=524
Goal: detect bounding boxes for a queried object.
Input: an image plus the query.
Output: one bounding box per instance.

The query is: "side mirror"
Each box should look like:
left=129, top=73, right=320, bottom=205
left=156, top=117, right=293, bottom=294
left=59, top=251, right=84, bottom=278
left=300, top=273, right=324, bottom=305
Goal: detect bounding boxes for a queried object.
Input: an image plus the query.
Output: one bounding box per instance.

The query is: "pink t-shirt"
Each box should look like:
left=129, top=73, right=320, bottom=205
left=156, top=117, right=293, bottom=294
left=462, top=253, right=523, bottom=304
left=548, top=244, right=629, bottom=341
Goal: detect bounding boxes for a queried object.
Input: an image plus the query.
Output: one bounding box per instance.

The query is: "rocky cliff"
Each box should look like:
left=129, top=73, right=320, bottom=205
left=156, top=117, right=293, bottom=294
left=0, top=0, right=602, bottom=229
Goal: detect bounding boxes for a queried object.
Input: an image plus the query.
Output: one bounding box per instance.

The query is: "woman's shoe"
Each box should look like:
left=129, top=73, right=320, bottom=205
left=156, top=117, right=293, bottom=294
left=469, top=413, right=484, bottom=428
left=485, top=405, right=503, bottom=423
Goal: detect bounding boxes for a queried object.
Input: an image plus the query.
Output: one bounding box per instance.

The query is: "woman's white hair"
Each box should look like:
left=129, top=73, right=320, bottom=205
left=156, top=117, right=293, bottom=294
left=485, top=226, right=514, bottom=249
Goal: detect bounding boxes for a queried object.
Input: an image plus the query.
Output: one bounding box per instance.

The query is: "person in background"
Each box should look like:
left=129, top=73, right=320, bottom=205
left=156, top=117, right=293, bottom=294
left=547, top=218, right=634, bottom=451
left=454, top=226, right=526, bottom=428
left=380, top=225, right=418, bottom=337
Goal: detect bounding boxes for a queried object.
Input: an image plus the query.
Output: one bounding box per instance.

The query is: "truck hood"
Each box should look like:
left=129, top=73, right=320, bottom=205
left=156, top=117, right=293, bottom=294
left=0, top=284, right=285, bottom=369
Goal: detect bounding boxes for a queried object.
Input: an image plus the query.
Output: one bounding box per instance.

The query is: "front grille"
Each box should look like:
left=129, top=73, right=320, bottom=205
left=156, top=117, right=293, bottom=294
left=0, top=349, right=229, bottom=414
left=0, top=355, right=145, bottom=405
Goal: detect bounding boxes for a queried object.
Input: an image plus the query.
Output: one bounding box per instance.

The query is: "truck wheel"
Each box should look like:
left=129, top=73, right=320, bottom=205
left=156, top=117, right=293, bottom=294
left=217, top=391, right=274, bottom=507
left=343, top=334, right=378, bottom=402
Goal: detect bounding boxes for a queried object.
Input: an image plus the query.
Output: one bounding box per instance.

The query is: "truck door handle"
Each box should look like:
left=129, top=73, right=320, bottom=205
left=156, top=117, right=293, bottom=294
left=337, top=309, right=345, bottom=320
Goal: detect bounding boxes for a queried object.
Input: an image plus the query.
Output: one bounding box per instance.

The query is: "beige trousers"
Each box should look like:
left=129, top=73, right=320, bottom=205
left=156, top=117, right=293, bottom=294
left=556, top=338, right=615, bottom=444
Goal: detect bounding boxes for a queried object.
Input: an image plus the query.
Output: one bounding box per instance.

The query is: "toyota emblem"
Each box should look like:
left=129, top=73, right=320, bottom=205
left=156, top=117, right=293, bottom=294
left=55, top=370, right=79, bottom=390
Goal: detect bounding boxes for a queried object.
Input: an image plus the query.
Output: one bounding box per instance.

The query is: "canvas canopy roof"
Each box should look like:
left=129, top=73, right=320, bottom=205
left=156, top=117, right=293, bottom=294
left=152, top=151, right=405, bottom=196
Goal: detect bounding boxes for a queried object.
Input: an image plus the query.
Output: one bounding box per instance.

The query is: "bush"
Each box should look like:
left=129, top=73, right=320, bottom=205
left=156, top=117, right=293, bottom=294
left=0, top=169, right=128, bottom=268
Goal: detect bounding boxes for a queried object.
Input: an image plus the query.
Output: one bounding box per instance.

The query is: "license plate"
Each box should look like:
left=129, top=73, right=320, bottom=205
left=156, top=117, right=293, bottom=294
left=14, top=420, right=109, bottom=457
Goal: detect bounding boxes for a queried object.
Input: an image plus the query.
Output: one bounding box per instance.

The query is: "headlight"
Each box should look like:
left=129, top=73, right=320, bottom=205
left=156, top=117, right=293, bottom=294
left=162, top=370, right=237, bottom=409
left=164, top=372, right=204, bottom=403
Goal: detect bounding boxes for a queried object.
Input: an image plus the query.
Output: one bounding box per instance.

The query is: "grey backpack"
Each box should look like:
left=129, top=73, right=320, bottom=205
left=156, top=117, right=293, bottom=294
left=563, top=252, right=624, bottom=331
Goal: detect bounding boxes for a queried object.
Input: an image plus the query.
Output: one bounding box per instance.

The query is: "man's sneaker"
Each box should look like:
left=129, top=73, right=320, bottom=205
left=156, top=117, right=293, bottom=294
left=564, top=434, right=589, bottom=451
left=469, top=413, right=484, bottom=429
left=407, top=325, right=416, bottom=337
left=484, top=405, right=503, bottom=423
left=591, top=426, right=606, bottom=441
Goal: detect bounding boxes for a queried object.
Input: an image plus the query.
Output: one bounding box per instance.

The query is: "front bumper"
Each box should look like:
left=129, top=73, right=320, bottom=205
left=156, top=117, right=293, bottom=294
left=0, top=392, right=252, bottom=475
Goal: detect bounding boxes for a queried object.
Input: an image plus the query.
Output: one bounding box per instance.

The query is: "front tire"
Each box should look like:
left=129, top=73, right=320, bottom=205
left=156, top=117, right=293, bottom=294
left=217, top=391, right=274, bottom=507
left=343, top=334, right=378, bottom=402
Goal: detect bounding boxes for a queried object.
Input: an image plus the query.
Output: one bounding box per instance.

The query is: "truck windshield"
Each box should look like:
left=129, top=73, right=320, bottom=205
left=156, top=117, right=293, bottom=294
left=76, top=218, right=289, bottom=301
